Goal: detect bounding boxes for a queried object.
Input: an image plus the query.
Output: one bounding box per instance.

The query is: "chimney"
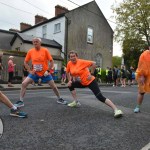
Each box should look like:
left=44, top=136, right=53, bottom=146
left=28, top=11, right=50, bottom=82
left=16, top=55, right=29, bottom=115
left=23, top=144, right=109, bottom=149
left=55, top=5, right=68, bottom=16
left=35, top=15, right=48, bottom=24
left=20, top=23, right=32, bottom=31
left=9, top=28, right=20, bottom=32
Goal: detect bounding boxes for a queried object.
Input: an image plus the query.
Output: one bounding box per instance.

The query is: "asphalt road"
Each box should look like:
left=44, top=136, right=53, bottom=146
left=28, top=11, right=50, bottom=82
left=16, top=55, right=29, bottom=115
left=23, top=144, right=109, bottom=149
left=0, top=86, right=150, bottom=150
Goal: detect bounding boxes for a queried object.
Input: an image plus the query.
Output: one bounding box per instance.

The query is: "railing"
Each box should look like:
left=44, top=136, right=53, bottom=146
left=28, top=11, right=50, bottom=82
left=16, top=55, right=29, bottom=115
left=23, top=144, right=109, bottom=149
left=0, top=65, right=61, bottom=83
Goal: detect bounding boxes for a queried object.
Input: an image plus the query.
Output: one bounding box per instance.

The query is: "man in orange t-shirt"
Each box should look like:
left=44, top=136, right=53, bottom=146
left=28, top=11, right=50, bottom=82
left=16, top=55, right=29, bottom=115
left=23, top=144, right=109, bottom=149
left=134, top=45, right=150, bottom=113
left=14, top=37, right=67, bottom=108
left=66, top=51, right=123, bottom=118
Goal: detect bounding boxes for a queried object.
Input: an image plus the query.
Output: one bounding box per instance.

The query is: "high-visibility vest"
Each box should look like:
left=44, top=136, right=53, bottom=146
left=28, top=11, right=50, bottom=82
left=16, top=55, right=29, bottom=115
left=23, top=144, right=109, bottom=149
left=106, top=69, right=109, bottom=75
left=97, top=68, right=101, bottom=75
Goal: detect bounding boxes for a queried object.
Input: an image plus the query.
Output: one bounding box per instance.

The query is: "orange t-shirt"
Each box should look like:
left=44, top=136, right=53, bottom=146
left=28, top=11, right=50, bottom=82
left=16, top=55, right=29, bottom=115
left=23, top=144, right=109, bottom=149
left=66, top=59, right=95, bottom=86
left=25, top=47, right=53, bottom=76
left=136, top=50, right=150, bottom=93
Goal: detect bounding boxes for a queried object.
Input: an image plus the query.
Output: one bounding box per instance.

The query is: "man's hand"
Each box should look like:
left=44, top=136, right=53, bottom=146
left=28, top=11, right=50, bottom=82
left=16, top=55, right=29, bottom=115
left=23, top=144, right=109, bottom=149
left=139, top=75, right=145, bottom=85
left=44, top=70, right=49, bottom=77
left=87, top=74, right=92, bottom=81
left=67, top=80, right=72, bottom=87
left=29, top=70, right=36, bottom=75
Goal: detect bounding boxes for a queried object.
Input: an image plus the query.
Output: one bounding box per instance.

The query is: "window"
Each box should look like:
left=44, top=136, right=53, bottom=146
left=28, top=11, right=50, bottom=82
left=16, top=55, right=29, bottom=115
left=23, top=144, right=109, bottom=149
left=87, top=27, right=93, bottom=43
left=54, top=23, right=61, bottom=33
left=42, top=25, right=47, bottom=38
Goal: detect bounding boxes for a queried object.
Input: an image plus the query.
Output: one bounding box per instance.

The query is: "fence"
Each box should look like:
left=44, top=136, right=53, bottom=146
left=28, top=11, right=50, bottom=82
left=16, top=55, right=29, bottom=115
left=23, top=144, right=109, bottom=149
left=0, top=64, right=61, bottom=83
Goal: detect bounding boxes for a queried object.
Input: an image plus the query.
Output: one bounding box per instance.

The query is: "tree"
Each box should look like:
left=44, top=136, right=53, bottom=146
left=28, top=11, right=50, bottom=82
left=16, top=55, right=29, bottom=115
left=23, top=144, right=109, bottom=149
left=112, top=56, right=122, bottom=67
left=112, top=0, right=150, bottom=46
left=122, top=38, right=145, bottom=69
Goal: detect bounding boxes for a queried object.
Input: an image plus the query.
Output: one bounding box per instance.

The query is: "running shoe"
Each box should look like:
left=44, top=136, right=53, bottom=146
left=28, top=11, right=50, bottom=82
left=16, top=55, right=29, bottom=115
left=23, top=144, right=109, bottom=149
left=67, top=101, right=81, bottom=107
left=10, top=109, right=27, bottom=118
left=114, top=109, right=123, bottom=118
left=57, top=98, right=68, bottom=105
left=134, top=107, right=140, bottom=113
left=14, top=101, right=24, bottom=107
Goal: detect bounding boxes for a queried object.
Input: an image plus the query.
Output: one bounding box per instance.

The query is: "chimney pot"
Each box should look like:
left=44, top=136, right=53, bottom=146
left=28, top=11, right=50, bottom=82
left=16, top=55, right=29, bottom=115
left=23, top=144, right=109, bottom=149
left=55, top=5, right=68, bottom=16
left=20, top=23, right=32, bottom=31
left=35, top=15, right=48, bottom=24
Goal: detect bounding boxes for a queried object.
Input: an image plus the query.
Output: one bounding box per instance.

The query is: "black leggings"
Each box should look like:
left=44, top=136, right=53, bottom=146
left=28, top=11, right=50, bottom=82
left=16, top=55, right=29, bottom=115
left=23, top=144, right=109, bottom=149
left=68, top=79, right=106, bottom=103
left=8, top=72, right=14, bottom=83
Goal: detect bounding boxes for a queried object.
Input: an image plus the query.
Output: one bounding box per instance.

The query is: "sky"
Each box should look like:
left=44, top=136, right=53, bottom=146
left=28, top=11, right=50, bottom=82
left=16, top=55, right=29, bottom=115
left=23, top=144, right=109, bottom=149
left=0, top=0, right=123, bottom=56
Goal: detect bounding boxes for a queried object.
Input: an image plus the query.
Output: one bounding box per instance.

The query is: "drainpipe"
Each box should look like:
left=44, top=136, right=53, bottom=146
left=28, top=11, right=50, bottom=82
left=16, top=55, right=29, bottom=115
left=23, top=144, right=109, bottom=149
left=64, top=16, right=69, bottom=65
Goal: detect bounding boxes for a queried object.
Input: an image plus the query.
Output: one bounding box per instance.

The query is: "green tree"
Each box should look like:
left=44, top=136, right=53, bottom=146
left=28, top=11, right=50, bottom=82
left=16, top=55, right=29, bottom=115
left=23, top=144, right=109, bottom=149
left=122, top=38, right=146, bottom=69
left=112, top=0, right=150, bottom=46
left=112, top=56, right=122, bottom=67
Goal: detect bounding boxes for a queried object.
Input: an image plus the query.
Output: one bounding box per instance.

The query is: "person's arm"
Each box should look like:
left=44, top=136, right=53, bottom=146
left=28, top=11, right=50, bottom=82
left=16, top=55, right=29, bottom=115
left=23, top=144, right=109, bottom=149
left=24, top=62, right=35, bottom=75
left=90, top=61, right=96, bottom=75
left=49, top=59, right=54, bottom=70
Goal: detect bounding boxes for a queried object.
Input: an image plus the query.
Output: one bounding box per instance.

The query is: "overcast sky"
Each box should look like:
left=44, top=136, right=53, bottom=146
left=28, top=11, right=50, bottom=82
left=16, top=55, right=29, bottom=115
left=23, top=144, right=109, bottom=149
left=0, top=0, right=123, bottom=56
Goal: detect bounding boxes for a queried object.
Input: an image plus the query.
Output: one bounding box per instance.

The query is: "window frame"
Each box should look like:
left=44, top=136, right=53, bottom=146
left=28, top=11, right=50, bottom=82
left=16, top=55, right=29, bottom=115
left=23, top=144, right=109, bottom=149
left=42, top=25, right=47, bottom=38
left=54, top=23, right=61, bottom=33
left=87, top=27, right=94, bottom=44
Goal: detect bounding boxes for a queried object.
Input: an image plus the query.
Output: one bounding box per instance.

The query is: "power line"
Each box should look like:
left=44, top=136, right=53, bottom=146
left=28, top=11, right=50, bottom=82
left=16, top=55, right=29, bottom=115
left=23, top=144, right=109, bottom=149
left=67, top=0, right=117, bottom=24
left=22, top=0, right=53, bottom=16
left=0, top=20, right=17, bottom=26
left=0, top=1, right=35, bottom=15
left=67, top=0, right=80, bottom=6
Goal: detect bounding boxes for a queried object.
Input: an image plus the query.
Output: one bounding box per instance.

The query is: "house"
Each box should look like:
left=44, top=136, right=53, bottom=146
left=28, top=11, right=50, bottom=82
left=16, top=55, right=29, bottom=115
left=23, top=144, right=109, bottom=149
left=0, top=29, right=16, bottom=50
left=0, top=0, right=113, bottom=82
left=18, top=1, right=113, bottom=68
left=10, top=33, right=63, bottom=70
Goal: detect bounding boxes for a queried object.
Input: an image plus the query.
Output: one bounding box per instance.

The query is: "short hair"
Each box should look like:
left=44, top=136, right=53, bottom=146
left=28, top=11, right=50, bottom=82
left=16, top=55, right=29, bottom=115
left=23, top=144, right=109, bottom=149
left=68, top=50, right=78, bottom=58
left=9, top=56, right=14, bottom=59
left=32, top=37, right=42, bottom=43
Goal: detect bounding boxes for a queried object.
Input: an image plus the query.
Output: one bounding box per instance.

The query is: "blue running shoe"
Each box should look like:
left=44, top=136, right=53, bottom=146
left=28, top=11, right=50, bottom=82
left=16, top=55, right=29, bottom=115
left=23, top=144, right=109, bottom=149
left=10, top=109, right=27, bottom=118
left=134, top=107, right=140, bottom=113
left=14, top=101, right=24, bottom=108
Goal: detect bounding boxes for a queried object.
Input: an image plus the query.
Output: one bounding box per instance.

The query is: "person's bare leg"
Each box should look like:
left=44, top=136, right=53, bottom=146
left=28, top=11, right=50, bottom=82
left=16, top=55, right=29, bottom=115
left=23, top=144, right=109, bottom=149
left=0, top=91, right=13, bottom=108
left=48, top=80, right=60, bottom=98
left=135, top=93, right=144, bottom=108
left=137, top=93, right=144, bottom=105
left=70, top=90, right=78, bottom=102
left=105, top=98, right=118, bottom=111
left=134, top=93, right=144, bottom=113
left=105, top=98, right=123, bottom=117
left=20, top=77, right=33, bottom=100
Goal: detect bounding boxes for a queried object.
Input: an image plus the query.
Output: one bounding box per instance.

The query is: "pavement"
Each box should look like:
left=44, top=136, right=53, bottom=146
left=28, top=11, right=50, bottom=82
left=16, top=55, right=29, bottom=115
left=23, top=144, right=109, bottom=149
left=0, top=83, right=68, bottom=91
left=0, top=82, right=113, bottom=91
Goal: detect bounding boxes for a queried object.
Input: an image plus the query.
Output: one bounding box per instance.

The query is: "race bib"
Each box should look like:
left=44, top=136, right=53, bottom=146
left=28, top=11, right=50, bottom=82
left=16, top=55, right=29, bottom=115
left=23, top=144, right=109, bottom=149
left=33, top=64, right=43, bottom=72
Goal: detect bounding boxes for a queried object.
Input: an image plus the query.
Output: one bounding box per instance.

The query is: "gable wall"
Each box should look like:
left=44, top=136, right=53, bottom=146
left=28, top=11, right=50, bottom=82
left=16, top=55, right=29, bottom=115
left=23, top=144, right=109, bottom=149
left=65, top=2, right=113, bottom=68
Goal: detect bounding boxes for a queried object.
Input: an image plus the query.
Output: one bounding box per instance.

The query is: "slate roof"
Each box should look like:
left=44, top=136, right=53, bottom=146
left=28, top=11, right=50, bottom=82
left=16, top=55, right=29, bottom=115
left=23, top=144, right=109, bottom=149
left=10, top=33, right=62, bottom=49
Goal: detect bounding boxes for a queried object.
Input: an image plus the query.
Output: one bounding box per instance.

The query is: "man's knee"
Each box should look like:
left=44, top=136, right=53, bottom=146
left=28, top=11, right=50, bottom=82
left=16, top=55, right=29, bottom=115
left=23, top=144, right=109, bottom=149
left=22, top=78, right=31, bottom=87
left=48, top=80, right=57, bottom=89
left=139, top=92, right=145, bottom=95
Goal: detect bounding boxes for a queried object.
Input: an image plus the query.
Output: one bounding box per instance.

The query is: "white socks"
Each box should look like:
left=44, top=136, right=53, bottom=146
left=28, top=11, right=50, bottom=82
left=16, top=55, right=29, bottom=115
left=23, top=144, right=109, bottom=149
left=11, top=105, right=17, bottom=110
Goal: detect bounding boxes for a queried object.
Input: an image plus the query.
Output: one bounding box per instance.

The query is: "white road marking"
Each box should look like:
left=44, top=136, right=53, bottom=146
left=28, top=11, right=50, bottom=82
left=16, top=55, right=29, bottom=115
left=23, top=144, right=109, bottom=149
left=0, top=118, right=3, bottom=138
left=141, top=143, right=150, bottom=150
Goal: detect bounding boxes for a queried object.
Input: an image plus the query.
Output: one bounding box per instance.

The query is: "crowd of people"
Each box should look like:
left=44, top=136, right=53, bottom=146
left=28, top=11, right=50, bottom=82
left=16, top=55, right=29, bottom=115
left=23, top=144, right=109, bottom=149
left=0, top=37, right=149, bottom=119
left=94, top=65, right=136, bottom=87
